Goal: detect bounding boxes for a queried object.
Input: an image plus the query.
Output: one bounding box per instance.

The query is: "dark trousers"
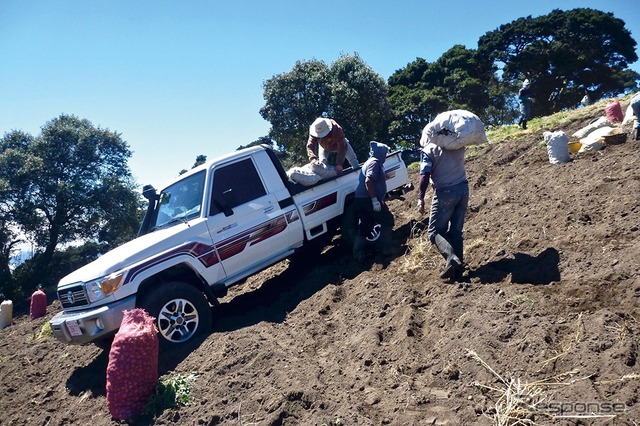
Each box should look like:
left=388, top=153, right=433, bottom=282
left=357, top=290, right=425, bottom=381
left=354, top=197, right=394, bottom=238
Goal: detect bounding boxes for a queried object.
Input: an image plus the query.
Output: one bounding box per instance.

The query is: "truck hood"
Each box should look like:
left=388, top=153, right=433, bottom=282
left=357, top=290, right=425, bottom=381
left=59, top=220, right=209, bottom=286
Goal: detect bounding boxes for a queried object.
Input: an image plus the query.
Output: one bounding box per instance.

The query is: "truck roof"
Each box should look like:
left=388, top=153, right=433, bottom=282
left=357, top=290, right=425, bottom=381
left=158, top=145, right=269, bottom=190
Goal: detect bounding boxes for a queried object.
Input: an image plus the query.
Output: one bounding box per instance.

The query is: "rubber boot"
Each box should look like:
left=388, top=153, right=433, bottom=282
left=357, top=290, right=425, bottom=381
left=433, top=234, right=462, bottom=281
left=635, top=128, right=640, bottom=141
left=451, top=239, right=464, bottom=265
left=352, top=236, right=366, bottom=262
left=522, top=120, right=527, bottom=130
left=379, top=227, right=393, bottom=257
left=451, top=239, right=464, bottom=281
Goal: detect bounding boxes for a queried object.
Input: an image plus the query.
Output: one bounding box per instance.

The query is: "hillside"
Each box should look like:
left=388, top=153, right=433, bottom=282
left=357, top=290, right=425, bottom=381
left=1, top=98, right=639, bottom=426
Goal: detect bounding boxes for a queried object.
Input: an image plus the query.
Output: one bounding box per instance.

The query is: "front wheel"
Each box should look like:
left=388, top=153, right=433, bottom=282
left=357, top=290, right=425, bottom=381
left=139, top=281, right=212, bottom=346
left=340, top=202, right=358, bottom=249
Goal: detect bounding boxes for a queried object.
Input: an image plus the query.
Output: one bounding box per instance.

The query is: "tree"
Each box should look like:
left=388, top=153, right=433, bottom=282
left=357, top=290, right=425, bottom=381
left=0, top=130, right=34, bottom=296
left=0, top=115, right=141, bottom=292
left=260, top=53, right=390, bottom=163
left=260, top=59, right=332, bottom=164
left=236, top=135, right=274, bottom=151
left=387, top=45, right=494, bottom=148
left=478, top=8, right=639, bottom=117
left=0, top=221, right=21, bottom=297
left=327, top=53, right=391, bottom=160
left=179, top=154, right=208, bottom=175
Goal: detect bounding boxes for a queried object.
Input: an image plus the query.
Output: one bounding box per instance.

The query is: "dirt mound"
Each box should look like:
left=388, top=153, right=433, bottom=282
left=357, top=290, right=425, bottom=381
left=1, top=101, right=639, bottom=425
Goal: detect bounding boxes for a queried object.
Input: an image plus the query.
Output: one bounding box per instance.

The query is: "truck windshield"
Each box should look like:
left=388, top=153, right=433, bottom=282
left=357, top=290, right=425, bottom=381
left=153, top=171, right=206, bottom=229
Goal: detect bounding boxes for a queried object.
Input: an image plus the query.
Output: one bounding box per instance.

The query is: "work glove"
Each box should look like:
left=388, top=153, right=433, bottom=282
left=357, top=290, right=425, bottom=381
left=417, top=199, right=425, bottom=215
left=371, top=198, right=381, bottom=212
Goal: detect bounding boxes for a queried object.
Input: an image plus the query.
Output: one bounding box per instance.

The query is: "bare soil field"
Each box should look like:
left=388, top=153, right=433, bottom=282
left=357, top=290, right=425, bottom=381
left=1, top=100, right=639, bottom=425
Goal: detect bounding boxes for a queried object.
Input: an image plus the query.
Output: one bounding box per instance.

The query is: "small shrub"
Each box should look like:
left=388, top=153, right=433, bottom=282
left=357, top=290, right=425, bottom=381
left=144, top=373, right=197, bottom=417
left=34, top=322, right=53, bottom=340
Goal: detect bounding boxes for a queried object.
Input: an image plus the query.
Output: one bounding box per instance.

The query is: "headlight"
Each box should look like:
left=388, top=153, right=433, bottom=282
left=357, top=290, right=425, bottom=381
left=85, top=272, right=125, bottom=303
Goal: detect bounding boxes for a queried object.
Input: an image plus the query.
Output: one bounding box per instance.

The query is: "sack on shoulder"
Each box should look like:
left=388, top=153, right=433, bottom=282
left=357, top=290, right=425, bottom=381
left=420, top=109, right=488, bottom=150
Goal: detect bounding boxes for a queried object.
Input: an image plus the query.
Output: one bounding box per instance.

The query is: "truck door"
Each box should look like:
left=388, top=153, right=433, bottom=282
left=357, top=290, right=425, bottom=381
left=206, top=157, right=291, bottom=283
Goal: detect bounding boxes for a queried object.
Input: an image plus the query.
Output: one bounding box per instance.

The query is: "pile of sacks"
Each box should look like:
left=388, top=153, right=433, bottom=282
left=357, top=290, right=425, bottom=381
left=571, top=98, right=626, bottom=154
left=543, top=98, right=630, bottom=164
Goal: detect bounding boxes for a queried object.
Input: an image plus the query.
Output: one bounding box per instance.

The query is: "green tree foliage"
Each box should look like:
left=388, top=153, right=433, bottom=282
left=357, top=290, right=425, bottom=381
left=387, top=45, right=494, bottom=148
left=179, top=154, right=208, bottom=175
left=328, top=54, right=391, bottom=161
left=260, top=53, right=390, bottom=163
left=260, top=59, right=332, bottom=164
left=0, top=131, right=33, bottom=295
left=0, top=222, right=21, bottom=297
left=192, top=155, right=207, bottom=168
left=478, top=8, right=639, bottom=117
left=0, top=115, right=141, bottom=294
left=236, top=136, right=274, bottom=151
left=11, top=242, right=105, bottom=295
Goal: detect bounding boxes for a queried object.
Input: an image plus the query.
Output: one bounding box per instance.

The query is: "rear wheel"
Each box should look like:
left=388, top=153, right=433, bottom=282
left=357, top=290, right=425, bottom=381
left=139, top=281, right=212, bottom=346
left=340, top=203, right=358, bottom=249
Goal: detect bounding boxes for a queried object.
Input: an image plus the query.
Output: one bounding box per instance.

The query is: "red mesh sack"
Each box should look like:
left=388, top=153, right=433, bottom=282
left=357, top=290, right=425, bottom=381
left=30, top=289, right=47, bottom=320
left=106, top=308, right=159, bottom=420
left=605, top=99, right=623, bottom=123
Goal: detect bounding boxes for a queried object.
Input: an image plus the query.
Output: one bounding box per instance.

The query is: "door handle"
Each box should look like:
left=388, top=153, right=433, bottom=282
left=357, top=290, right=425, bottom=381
left=263, top=206, right=274, bottom=213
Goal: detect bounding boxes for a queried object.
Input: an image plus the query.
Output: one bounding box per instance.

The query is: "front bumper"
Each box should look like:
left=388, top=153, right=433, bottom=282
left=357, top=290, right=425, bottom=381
left=49, top=295, right=136, bottom=345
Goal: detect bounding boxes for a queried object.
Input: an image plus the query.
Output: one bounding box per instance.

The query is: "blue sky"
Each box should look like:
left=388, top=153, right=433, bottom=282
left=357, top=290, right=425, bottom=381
left=1, top=0, right=639, bottom=188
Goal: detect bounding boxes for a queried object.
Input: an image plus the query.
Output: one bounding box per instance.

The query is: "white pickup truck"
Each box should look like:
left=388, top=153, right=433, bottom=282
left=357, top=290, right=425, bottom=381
left=50, top=144, right=410, bottom=347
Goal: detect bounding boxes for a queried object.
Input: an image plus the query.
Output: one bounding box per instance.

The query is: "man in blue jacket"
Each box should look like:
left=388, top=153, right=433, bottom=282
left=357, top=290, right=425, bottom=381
left=352, top=141, right=394, bottom=261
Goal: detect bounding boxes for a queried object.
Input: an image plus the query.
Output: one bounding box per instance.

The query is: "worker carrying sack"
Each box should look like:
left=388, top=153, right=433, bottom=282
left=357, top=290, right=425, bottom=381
left=420, top=109, right=488, bottom=150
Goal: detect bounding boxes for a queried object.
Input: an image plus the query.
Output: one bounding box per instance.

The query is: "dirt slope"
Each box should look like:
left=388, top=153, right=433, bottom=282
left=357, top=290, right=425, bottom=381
left=1, top=100, right=639, bottom=426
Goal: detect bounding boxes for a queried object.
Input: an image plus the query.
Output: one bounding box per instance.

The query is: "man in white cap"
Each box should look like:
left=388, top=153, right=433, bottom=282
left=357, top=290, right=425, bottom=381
left=307, top=117, right=359, bottom=173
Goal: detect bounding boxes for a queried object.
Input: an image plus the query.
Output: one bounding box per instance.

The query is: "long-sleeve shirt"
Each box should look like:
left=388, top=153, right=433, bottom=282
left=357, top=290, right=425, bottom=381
left=419, top=143, right=467, bottom=191
left=306, top=119, right=347, bottom=166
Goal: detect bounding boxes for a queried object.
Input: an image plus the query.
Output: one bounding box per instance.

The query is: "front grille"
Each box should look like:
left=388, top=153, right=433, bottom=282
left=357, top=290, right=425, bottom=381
left=58, top=284, right=89, bottom=308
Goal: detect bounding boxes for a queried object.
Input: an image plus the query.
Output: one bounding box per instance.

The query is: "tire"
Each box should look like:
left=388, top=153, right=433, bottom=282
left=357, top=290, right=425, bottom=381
left=93, top=335, right=114, bottom=351
left=139, top=281, right=212, bottom=346
left=340, top=202, right=358, bottom=249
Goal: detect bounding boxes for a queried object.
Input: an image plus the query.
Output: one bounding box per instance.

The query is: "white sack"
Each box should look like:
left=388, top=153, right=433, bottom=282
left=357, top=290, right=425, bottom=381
left=310, top=161, right=338, bottom=179
left=287, top=162, right=337, bottom=186
left=420, top=109, right=488, bottom=150
left=0, top=300, right=13, bottom=330
left=543, top=131, right=571, bottom=164
left=572, top=116, right=610, bottom=139
left=622, top=103, right=635, bottom=125
left=579, top=126, right=613, bottom=152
